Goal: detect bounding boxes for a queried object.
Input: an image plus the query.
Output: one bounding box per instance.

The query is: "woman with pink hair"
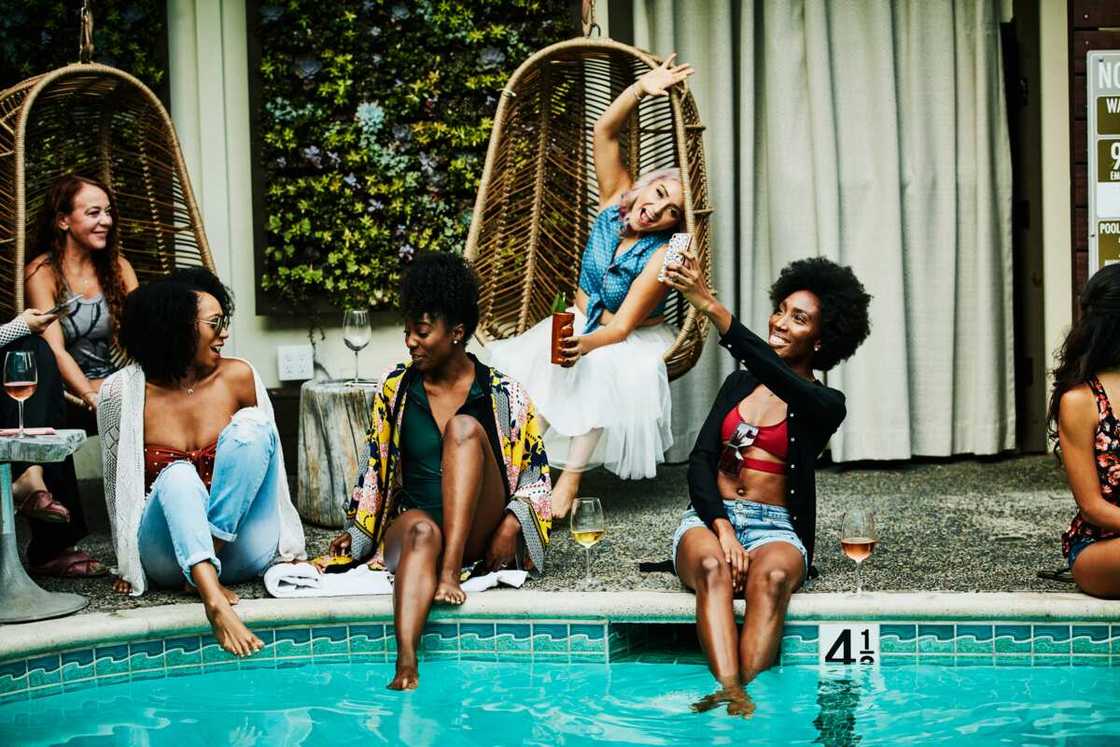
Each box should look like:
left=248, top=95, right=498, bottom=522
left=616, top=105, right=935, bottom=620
left=488, top=54, right=694, bottom=518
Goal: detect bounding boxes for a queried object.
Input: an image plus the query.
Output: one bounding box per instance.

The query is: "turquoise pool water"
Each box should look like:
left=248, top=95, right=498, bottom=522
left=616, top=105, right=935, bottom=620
left=2, top=659, right=1118, bottom=745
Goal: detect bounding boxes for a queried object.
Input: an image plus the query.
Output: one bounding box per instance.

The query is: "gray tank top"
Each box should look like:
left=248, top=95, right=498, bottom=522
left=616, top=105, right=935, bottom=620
left=60, top=294, right=116, bottom=380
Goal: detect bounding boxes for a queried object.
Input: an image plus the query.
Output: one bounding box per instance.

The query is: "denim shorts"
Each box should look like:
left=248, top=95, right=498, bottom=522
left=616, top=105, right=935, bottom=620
left=1068, top=535, right=1095, bottom=570
left=671, top=499, right=807, bottom=575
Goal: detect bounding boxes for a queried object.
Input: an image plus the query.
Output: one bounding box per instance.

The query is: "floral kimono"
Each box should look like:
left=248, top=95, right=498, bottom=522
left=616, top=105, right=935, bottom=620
left=344, top=358, right=552, bottom=572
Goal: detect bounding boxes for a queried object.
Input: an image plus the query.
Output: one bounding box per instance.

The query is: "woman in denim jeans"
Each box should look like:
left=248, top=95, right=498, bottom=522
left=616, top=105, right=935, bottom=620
left=99, top=269, right=305, bottom=656
left=663, top=254, right=871, bottom=716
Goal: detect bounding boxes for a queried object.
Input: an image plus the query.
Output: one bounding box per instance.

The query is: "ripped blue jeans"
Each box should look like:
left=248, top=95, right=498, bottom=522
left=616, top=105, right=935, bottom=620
left=139, top=408, right=282, bottom=587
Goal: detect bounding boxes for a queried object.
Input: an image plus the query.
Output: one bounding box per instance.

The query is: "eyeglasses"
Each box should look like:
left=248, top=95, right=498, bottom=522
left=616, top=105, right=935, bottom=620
left=198, top=313, right=231, bottom=334
left=718, top=422, right=759, bottom=475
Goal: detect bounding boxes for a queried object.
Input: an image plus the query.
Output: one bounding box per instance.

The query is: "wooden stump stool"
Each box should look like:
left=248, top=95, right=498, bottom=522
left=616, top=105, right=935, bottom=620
left=296, top=379, right=378, bottom=528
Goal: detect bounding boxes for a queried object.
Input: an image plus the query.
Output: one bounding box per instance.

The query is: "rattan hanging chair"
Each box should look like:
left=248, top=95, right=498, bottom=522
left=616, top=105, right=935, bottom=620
left=0, top=62, right=215, bottom=321
left=465, top=38, right=713, bottom=381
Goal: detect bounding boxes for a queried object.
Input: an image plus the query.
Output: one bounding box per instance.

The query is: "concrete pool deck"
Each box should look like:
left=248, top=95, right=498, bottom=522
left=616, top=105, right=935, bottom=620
left=25, top=453, right=1084, bottom=615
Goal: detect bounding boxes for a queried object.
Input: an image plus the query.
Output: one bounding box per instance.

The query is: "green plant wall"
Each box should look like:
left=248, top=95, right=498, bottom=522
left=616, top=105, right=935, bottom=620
left=253, top=0, right=573, bottom=310
left=0, top=1, right=167, bottom=96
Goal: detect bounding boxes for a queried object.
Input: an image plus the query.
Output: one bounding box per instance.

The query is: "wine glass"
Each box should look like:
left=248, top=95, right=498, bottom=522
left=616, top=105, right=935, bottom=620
left=840, top=509, right=877, bottom=594
left=4, top=352, right=38, bottom=438
left=342, top=309, right=371, bottom=384
left=570, top=496, right=606, bottom=580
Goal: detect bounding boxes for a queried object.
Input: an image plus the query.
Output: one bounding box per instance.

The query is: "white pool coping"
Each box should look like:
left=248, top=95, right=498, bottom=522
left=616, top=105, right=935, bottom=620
left=2, top=591, right=1117, bottom=660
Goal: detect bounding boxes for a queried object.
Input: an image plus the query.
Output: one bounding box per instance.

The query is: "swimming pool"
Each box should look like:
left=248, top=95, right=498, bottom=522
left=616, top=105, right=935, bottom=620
left=2, top=658, right=1120, bottom=745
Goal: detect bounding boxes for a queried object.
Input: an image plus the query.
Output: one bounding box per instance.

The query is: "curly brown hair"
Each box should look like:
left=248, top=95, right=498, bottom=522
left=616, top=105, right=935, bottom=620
left=28, top=174, right=128, bottom=340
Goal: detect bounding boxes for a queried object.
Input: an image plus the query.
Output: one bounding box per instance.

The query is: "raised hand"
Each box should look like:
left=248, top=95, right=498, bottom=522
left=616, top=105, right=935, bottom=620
left=637, top=53, right=695, bottom=98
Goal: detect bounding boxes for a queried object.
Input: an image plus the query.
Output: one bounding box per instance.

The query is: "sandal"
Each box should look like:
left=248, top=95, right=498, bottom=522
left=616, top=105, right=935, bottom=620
left=31, top=550, right=108, bottom=578
left=16, top=490, right=70, bottom=523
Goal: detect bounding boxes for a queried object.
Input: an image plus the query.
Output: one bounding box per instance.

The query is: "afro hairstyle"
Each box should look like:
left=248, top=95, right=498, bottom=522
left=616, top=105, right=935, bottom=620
left=399, top=252, right=480, bottom=339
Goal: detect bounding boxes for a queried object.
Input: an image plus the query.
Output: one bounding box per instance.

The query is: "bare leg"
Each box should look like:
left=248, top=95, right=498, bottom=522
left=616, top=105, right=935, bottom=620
left=739, top=542, right=804, bottom=685
left=434, top=415, right=507, bottom=605
left=191, top=560, right=262, bottom=657
left=183, top=538, right=239, bottom=605
left=11, top=465, right=48, bottom=503
left=383, top=510, right=443, bottom=690
left=1071, top=538, right=1120, bottom=598
left=550, top=429, right=602, bottom=518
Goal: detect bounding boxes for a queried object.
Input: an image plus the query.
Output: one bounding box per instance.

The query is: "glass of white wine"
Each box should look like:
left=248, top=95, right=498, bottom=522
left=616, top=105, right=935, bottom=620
left=342, top=309, right=371, bottom=384
left=840, top=509, right=877, bottom=594
left=570, top=496, right=605, bottom=580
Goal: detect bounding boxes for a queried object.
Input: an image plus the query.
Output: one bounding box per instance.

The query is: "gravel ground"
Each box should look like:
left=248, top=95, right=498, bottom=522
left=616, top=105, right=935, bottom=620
left=26, top=454, right=1077, bottom=614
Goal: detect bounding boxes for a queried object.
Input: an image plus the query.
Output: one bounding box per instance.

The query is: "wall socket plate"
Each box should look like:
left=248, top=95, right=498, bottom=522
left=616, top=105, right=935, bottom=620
left=277, top=344, right=314, bottom=381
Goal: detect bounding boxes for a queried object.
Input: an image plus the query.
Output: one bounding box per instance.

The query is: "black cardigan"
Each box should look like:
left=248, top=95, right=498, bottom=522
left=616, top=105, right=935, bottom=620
left=687, top=316, right=847, bottom=571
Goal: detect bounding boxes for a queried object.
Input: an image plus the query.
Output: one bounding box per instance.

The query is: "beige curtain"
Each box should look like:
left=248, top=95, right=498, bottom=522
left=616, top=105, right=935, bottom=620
left=628, top=0, right=1015, bottom=461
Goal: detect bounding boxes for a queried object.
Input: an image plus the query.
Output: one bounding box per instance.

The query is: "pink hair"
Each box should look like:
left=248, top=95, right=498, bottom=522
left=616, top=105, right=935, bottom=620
left=616, top=167, right=683, bottom=235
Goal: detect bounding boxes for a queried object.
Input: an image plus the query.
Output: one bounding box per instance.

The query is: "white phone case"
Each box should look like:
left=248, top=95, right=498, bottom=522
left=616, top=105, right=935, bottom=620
left=659, top=232, right=692, bottom=282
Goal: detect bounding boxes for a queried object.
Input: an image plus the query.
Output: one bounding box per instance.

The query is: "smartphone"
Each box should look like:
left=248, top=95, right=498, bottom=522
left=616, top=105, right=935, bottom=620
left=44, top=293, right=82, bottom=316
left=658, top=232, right=692, bottom=282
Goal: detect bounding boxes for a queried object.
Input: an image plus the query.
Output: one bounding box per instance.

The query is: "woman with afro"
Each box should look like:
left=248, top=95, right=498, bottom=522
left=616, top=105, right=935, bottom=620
left=324, top=253, right=552, bottom=690
left=663, top=253, right=871, bottom=716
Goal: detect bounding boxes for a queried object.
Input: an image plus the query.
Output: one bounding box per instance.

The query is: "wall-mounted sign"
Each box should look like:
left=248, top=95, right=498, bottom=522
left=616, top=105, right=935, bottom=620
left=1089, top=52, right=1120, bottom=272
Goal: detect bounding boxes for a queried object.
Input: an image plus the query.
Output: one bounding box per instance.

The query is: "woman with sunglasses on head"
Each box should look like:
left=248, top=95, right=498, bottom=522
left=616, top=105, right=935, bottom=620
left=98, top=268, right=305, bottom=656
left=663, top=253, right=871, bottom=716
left=486, top=55, right=694, bottom=519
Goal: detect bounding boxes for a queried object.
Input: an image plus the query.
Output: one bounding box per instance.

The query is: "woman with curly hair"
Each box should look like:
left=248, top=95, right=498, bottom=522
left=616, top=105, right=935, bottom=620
left=1050, top=264, right=1120, bottom=598
left=324, top=252, right=552, bottom=691
left=99, top=268, right=305, bottom=656
left=663, top=253, right=871, bottom=715
left=26, top=174, right=139, bottom=412
left=487, top=55, right=694, bottom=518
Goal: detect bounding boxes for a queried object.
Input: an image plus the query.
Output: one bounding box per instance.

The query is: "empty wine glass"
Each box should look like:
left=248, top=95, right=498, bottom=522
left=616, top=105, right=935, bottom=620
left=343, top=309, right=371, bottom=384
left=4, top=351, right=38, bottom=438
left=570, top=496, right=606, bottom=580
left=840, top=509, right=878, bottom=594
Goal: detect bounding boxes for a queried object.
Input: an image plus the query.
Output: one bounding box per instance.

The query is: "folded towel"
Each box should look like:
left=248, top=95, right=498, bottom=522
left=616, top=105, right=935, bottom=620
left=264, top=562, right=528, bottom=598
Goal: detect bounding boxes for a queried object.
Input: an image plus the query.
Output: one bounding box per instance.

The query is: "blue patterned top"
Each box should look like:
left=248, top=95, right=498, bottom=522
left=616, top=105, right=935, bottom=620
left=577, top=205, right=673, bottom=334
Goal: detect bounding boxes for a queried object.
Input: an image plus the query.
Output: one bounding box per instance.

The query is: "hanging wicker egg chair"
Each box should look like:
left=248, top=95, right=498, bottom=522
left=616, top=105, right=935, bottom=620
left=0, top=61, right=215, bottom=320
left=465, top=37, right=713, bottom=381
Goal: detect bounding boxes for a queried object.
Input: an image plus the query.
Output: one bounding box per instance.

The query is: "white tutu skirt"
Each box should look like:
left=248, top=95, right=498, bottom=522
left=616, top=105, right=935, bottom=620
left=483, top=308, right=674, bottom=480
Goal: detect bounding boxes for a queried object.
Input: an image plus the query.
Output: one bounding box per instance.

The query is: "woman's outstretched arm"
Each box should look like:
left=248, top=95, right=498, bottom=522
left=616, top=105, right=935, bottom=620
left=593, top=54, right=694, bottom=208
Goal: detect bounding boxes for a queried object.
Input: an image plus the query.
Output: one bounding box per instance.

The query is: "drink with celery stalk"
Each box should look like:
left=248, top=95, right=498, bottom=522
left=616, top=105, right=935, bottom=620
left=550, top=292, right=575, bottom=365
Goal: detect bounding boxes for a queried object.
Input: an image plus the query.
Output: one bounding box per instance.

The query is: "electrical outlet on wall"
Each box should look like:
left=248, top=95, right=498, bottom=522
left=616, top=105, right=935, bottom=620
left=277, top=344, right=314, bottom=381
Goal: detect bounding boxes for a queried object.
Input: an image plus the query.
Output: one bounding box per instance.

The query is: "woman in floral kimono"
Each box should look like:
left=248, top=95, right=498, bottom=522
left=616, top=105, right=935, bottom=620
left=323, top=253, right=552, bottom=690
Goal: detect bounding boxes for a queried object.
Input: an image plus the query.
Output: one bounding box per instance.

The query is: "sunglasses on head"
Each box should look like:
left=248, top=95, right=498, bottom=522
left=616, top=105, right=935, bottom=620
left=718, top=422, right=760, bottom=475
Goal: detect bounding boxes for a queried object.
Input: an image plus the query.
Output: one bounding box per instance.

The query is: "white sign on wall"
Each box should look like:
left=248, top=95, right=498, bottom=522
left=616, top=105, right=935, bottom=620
left=1088, top=52, right=1120, bottom=271
left=819, top=623, right=880, bottom=666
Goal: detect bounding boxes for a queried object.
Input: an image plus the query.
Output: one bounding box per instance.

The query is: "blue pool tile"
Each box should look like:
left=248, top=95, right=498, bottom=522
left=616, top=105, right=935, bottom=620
left=496, top=650, right=534, bottom=663
left=994, top=625, right=1032, bottom=654
left=880, top=654, right=919, bottom=667
left=26, top=654, right=61, bottom=689
left=880, top=624, right=917, bottom=654
left=421, top=623, right=459, bottom=652
left=129, top=640, right=165, bottom=673
left=200, top=635, right=238, bottom=664
left=1073, top=625, right=1110, bottom=655
left=349, top=624, right=387, bottom=654
left=607, top=629, right=630, bottom=657
left=94, top=644, right=130, bottom=677
left=570, top=652, right=608, bottom=664
left=532, top=623, right=569, bottom=653
left=202, top=660, right=239, bottom=673
left=386, top=626, right=398, bottom=653
left=780, top=652, right=818, bottom=666
left=952, top=655, right=995, bottom=668
left=956, top=625, right=994, bottom=654
left=424, top=650, right=460, bottom=661
left=1072, top=655, right=1110, bottom=667
left=917, top=624, right=954, bottom=655
left=165, top=636, right=202, bottom=667
left=241, top=658, right=279, bottom=672
left=274, top=627, right=312, bottom=658
left=569, top=624, right=606, bottom=653
left=312, top=626, right=350, bottom=656
left=350, top=652, right=388, bottom=665
left=1112, top=625, right=1120, bottom=656
left=167, top=664, right=203, bottom=679
left=0, top=690, right=29, bottom=706
left=0, top=660, right=27, bottom=695
left=62, top=679, right=99, bottom=694
left=99, top=673, right=130, bottom=687
left=312, top=653, right=349, bottom=666
left=28, top=683, right=63, bottom=700
left=131, top=669, right=167, bottom=683
left=460, top=623, right=497, bottom=651
left=1033, top=654, right=1072, bottom=667
left=780, top=625, right=819, bottom=655
left=496, top=623, right=532, bottom=652
left=460, top=652, right=499, bottom=664
left=61, top=649, right=95, bottom=683
left=1033, top=625, right=1071, bottom=655
left=994, top=654, right=1031, bottom=667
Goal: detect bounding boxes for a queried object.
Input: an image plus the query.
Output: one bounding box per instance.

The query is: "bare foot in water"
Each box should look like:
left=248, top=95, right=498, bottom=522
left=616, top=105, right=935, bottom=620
left=204, top=601, right=263, bottom=657
left=387, top=656, right=420, bottom=690
left=186, top=582, right=240, bottom=605
left=691, top=685, right=754, bottom=717
left=433, top=572, right=466, bottom=605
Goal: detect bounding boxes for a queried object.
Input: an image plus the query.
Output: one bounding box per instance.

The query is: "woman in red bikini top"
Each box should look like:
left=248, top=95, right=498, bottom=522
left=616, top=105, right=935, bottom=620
left=1049, top=263, right=1120, bottom=598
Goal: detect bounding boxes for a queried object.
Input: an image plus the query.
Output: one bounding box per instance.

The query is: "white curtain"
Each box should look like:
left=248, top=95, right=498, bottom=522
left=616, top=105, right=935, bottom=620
left=631, top=0, right=1016, bottom=461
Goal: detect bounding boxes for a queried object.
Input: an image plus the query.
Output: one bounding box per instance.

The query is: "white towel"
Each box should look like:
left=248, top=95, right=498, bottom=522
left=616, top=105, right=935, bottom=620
left=264, top=562, right=528, bottom=598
